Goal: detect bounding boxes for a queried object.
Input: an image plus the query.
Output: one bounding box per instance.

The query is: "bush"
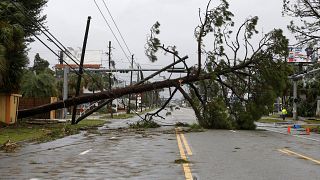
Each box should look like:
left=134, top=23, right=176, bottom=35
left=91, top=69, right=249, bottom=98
left=236, top=111, right=256, bottom=130
left=199, top=98, right=233, bottom=129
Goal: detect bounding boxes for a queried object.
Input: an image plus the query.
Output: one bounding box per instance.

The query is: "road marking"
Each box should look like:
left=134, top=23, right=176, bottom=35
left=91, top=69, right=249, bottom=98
left=79, top=149, right=92, bottom=155
left=277, top=149, right=290, bottom=155
left=278, top=148, right=320, bottom=165
left=175, top=128, right=193, bottom=180
left=179, top=133, right=193, bottom=156
left=230, top=130, right=236, bottom=133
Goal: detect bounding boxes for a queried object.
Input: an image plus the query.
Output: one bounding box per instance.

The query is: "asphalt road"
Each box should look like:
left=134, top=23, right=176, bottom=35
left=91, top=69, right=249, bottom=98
left=0, top=108, right=319, bottom=180
left=186, top=130, right=320, bottom=180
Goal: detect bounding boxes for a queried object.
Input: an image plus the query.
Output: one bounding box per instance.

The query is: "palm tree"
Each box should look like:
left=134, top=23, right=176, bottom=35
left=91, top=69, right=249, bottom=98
left=20, top=70, right=58, bottom=97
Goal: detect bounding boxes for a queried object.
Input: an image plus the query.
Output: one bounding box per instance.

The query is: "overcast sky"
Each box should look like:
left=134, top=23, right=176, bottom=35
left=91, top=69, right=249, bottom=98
left=29, top=0, right=294, bottom=70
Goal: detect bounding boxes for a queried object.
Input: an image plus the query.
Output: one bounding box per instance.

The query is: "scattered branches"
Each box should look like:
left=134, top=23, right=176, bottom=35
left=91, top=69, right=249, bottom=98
left=143, top=87, right=178, bottom=121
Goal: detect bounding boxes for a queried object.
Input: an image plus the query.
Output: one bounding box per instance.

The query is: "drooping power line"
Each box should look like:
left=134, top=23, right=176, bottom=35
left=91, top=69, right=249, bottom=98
left=93, top=0, right=133, bottom=65
left=11, top=1, right=106, bottom=90
left=101, top=0, right=132, bottom=56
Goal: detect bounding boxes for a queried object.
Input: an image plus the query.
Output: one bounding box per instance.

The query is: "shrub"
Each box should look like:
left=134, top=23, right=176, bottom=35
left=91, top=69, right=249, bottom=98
left=199, top=98, right=233, bottom=129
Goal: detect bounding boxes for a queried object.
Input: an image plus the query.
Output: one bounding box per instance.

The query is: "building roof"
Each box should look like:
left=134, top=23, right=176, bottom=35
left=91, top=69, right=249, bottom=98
left=55, top=64, right=102, bottom=69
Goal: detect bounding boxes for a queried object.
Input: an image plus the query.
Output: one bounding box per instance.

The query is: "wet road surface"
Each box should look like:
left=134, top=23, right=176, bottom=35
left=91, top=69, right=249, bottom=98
left=0, top=115, right=184, bottom=179
left=186, top=130, right=320, bottom=180
left=1, top=108, right=319, bottom=179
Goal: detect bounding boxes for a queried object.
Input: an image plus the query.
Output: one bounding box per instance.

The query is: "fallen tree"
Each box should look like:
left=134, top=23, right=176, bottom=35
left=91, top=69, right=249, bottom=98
left=19, top=0, right=293, bottom=129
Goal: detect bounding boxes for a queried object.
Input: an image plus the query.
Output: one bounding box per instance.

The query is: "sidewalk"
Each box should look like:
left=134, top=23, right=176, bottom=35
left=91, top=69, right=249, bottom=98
left=256, top=122, right=320, bottom=142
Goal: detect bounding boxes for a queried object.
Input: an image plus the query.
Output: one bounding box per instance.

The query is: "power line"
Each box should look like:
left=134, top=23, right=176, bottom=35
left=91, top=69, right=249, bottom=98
left=101, top=0, right=132, bottom=56
left=11, top=1, right=105, bottom=90
left=93, top=0, right=133, bottom=65
left=12, top=2, right=81, bottom=66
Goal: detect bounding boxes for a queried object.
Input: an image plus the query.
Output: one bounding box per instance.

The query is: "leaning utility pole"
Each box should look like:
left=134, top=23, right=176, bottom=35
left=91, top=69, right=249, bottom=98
left=71, top=16, right=91, bottom=124
left=108, top=41, right=113, bottom=118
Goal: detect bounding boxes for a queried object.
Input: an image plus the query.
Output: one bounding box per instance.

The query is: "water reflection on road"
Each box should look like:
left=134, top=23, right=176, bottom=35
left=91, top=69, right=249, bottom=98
left=0, top=108, right=196, bottom=180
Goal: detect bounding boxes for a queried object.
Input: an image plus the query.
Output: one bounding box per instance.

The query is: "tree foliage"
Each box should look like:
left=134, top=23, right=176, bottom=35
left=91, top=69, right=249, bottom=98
left=145, top=0, right=292, bottom=129
left=0, top=0, right=47, bottom=93
left=32, top=53, right=49, bottom=74
left=20, top=69, right=58, bottom=97
left=84, top=72, right=108, bottom=93
left=16, top=0, right=292, bottom=126
left=283, top=0, right=320, bottom=45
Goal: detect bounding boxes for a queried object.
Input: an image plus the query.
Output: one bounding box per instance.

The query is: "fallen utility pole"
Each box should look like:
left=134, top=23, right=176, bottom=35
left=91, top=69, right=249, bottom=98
left=19, top=73, right=207, bottom=118
left=74, top=55, right=189, bottom=123
left=18, top=56, right=251, bottom=119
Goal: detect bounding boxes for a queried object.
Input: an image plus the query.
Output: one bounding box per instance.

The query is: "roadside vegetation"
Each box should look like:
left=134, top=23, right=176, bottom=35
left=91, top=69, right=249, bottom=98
left=100, top=113, right=135, bottom=120
left=304, top=119, right=320, bottom=124
left=0, top=119, right=106, bottom=145
left=128, top=120, right=160, bottom=129
left=257, top=118, right=285, bottom=123
left=99, top=107, right=158, bottom=120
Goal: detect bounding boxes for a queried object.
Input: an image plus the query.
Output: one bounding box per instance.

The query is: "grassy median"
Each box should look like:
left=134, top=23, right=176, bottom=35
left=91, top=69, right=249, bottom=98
left=0, top=119, right=106, bottom=145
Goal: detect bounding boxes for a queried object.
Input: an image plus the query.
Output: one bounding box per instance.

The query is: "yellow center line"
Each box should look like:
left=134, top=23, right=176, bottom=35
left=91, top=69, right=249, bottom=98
left=179, top=133, right=193, bottom=156
left=278, top=148, right=320, bottom=165
left=277, top=149, right=290, bottom=155
left=175, top=128, right=193, bottom=180
left=176, top=130, right=187, bottom=159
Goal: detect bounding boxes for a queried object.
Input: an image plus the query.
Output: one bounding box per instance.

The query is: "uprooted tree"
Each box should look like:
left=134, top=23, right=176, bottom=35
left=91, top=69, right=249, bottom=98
left=19, top=0, right=292, bottom=129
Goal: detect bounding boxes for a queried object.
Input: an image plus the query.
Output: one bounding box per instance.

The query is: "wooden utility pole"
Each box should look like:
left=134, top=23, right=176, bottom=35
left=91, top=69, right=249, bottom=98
left=108, top=41, right=113, bottom=118
left=127, top=55, right=134, bottom=114
left=135, top=64, right=139, bottom=111
left=71, top=16, right=91, bottom=124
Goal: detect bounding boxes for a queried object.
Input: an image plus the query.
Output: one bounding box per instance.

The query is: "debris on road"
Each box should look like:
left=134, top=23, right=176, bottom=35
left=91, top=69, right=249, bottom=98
left=0, top=140, right=20, bottom=153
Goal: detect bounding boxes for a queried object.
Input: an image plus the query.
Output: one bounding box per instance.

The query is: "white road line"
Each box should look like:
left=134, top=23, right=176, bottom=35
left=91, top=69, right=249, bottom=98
left=261, top=128, right=320, bottom=142
left=79, top=149, right=92, bottom=155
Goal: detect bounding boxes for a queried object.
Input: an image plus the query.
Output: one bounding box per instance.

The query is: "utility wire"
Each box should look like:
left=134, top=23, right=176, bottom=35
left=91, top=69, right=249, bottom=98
left=12, top=2, right=81, bottom=66
left=32, top=33, right=80, bottom=76
left=12, top=1, right=105, bottom=90
left=101, top=0, right=132, bottom=56
left=93, top=0, right=133, bottom=65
